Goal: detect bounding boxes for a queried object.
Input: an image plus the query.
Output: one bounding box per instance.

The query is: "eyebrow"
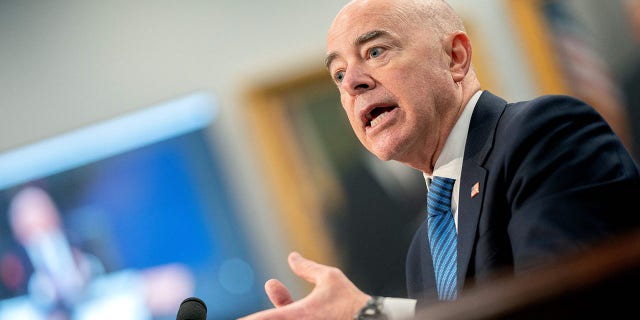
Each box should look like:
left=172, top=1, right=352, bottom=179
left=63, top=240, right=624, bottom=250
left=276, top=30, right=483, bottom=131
left=324, top=30, right=391, bottom=70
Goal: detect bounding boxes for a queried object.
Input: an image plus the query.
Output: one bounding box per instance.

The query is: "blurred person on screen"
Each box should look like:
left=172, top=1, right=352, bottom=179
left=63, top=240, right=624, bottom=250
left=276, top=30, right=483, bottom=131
left=238, top=0, right=640, bottom=319
left=8, top=186, right=104, bottom=319
left=1, top=186, right=194, bottom=320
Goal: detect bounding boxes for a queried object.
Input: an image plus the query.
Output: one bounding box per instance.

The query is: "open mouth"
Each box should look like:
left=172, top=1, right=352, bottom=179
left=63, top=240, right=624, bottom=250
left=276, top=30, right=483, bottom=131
left=367, top=106, right=397, bottom=128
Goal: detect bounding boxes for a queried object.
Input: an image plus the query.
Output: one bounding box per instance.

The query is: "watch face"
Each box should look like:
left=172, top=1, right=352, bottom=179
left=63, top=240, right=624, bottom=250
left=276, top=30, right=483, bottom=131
left=355, top=297, right=387, bottom=320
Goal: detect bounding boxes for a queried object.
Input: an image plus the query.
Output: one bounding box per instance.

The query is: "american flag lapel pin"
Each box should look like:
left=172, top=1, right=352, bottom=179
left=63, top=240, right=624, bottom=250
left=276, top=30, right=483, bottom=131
left=471, top=182, right=480, bottom=198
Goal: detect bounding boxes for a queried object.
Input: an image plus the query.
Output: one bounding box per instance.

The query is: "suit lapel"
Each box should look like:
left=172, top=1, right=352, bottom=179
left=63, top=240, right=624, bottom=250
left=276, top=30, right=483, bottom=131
left=457, top=91, right=507, bottom=288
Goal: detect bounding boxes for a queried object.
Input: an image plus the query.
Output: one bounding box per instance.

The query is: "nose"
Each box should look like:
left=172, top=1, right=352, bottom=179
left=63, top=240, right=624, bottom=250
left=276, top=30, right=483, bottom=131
left=342, top=66, right=375, bottom=96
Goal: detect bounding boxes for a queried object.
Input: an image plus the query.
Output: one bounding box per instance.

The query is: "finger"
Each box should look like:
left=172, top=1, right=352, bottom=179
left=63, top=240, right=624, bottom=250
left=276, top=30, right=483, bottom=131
left=287, top=251, right=330, bottom=284
left=264, top=279, right=294, bottom=307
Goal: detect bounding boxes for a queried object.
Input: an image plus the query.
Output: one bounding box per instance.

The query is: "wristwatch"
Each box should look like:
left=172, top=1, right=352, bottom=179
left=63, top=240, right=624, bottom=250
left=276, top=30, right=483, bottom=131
left=354, top=296, right=388, bottom=320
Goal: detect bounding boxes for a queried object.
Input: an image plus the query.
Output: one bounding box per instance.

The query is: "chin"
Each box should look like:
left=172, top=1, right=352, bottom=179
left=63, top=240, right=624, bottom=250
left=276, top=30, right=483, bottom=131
left=370, top=145, right=399, bottom=162
left=373, top=153, right=393, bottom=161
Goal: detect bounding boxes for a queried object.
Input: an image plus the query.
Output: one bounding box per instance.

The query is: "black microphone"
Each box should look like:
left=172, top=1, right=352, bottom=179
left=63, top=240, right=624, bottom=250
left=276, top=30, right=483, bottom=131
left=176, top=297, right=207, bottom=320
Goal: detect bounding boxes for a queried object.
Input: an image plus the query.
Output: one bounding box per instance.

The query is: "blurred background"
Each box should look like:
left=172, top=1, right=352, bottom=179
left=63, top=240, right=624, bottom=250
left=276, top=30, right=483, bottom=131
left=0, top=0, right=639, bottom=319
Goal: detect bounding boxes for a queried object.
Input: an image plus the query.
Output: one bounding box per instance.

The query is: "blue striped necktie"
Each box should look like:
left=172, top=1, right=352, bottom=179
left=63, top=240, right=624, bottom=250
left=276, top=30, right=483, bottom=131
left=427, top=176, right=457, bottom=300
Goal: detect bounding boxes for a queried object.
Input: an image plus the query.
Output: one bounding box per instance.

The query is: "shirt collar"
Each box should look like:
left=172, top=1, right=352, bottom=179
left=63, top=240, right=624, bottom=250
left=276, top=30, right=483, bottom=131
left=425, top=90, right=483, bottom=187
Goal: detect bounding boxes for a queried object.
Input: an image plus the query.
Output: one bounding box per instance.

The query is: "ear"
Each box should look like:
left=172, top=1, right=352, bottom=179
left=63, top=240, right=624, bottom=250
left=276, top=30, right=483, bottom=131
left=448, top=31, right=472, bottom=83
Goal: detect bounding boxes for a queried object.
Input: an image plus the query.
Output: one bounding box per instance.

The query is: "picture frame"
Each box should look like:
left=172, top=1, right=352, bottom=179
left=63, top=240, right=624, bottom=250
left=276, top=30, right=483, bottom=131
left=507, top=0, right=634, bottom=154
left=244, top=68, right=427, bottom=296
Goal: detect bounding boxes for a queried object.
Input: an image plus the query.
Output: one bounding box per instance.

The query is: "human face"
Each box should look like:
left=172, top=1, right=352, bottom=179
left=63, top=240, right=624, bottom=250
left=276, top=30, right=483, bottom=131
left=326, top=0, right=459, bottom=171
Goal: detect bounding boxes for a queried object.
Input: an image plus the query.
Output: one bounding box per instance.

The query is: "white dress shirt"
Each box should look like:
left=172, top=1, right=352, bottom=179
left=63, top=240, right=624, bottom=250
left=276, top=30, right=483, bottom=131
left=381, top=90, right=482, bottom=319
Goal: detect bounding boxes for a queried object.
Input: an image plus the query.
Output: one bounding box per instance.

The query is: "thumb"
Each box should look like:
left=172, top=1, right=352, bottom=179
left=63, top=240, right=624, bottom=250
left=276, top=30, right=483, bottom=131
left=265, top=278, right=294, bottom=308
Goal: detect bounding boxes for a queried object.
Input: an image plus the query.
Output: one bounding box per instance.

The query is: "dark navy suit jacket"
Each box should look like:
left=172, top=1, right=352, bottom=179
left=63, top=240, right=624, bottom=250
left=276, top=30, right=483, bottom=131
left=406, top=91, right=640, bottom=304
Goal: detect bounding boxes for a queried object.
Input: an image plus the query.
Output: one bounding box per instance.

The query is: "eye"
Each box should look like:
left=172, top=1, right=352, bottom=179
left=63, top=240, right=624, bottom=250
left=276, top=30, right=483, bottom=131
left=334, top=70, right=345, bottom=83
left=368, top=47, right=384, bottom=59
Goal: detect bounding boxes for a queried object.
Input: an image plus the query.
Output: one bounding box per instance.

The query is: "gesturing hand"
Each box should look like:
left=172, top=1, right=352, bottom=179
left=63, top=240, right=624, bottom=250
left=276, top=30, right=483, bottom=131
left=238, top=251, right=370, bottom=320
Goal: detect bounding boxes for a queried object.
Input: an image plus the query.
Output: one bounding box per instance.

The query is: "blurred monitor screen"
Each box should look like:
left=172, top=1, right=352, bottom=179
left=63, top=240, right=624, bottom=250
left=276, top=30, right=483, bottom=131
left=0, top=92, right=267, bottom=319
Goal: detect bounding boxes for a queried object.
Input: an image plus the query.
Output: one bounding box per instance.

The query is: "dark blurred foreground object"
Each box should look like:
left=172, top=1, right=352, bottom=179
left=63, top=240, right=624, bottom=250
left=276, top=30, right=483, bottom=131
left=415, top=228, right=640, bottom=319
left=176, top=297, right=207, bottom=320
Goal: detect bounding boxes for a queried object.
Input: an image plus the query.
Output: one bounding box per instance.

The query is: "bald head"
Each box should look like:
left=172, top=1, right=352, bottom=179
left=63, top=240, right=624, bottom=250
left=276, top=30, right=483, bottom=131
left=326, top=0, right=474, bottom=80
left=330, top=0, right=466, bottom=39
left=325, top=0, right=480, bottom=172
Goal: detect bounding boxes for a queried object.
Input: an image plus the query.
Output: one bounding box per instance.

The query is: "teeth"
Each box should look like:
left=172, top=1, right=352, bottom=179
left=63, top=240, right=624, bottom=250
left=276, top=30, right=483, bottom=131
left=370, top=111, right=389, bottom=128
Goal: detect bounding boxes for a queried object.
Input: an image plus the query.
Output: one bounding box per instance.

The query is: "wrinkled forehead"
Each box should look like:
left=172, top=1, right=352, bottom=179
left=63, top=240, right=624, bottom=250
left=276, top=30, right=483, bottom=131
left=326, top=2, right=419, bottom=68
left=328, top=1, right=411, bottom=40
left=327, top=3, right=414, bottom=48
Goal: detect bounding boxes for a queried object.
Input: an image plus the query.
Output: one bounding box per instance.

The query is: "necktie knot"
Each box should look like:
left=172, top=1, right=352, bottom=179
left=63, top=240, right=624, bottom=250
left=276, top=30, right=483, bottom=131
left=428, top=176, right=455, bottom=218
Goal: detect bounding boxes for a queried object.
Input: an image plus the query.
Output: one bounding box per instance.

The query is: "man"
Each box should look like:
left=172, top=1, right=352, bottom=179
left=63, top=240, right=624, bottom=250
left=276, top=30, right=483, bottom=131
left=239, top=0, right=640, bottom=319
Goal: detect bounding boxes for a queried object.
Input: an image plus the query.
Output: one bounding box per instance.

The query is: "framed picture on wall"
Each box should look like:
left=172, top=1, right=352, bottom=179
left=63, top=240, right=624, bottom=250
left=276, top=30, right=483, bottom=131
left=507, top=0, right=635, bottom=156
left=245, top=68, right=427, bottom=297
